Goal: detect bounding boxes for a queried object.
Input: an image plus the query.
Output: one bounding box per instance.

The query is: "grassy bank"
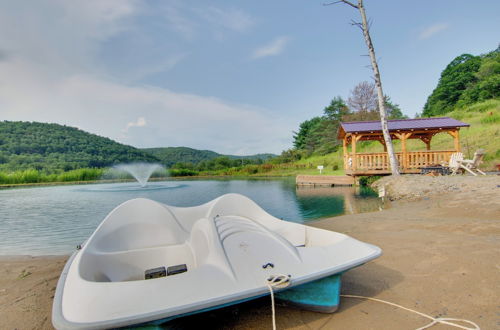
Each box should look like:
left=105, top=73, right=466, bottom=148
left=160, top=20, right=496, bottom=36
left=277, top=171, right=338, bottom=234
left=0, top=168, right=170, bottom=185
left=0, top=168, right=105, bottom=185
left=0, top=164, right=343, bottom=187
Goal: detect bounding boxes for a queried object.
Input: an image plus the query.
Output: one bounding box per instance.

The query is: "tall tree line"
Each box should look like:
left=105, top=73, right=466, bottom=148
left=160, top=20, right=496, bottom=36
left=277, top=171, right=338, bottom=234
left=292, top=81, right=406, bottom=157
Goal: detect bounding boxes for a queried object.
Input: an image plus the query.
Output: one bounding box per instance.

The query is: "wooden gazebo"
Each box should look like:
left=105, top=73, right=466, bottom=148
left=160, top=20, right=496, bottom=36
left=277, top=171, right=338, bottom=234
left=337, top=117, right=470, bottom=175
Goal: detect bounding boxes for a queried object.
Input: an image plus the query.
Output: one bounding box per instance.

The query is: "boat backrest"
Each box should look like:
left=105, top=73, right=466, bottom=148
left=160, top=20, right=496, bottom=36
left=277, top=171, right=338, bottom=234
left=206, top=194, right=273, bottom=222
left=190, top=218, right=211, bottom=266
left=206, top=193, right=305, bottom=246
left=87, top=198, right=189, bottom=253
left=189, top=217, right=236, bottom=278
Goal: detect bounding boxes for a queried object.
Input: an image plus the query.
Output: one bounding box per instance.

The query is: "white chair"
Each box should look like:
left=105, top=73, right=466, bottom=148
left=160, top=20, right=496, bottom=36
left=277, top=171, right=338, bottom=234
left=448, top=152, right=464, bottom=175
left=457, top=149, right=486, bottom=176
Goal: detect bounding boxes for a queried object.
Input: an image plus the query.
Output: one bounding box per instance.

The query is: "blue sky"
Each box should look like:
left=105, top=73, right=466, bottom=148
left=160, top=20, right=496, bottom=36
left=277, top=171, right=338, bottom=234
left=0, top=0, right=498, bottom=155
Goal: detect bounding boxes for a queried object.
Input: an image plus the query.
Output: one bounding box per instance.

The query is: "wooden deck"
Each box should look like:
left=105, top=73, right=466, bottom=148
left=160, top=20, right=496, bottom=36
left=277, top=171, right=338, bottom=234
left=344, top=150, right=455, bottom=176
left=296, top=175, right=355, bottom=186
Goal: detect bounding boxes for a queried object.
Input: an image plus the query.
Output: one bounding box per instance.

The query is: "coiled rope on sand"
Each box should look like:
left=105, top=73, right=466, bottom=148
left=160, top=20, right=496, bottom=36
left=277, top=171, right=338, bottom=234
left=265, top=275, right=480, bottom=330
left=341, top=294, right=480, bottom=330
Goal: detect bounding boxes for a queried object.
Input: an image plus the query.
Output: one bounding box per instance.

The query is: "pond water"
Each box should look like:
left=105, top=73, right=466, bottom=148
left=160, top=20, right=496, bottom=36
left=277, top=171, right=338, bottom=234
left=0, top=178, right=382, bottom=255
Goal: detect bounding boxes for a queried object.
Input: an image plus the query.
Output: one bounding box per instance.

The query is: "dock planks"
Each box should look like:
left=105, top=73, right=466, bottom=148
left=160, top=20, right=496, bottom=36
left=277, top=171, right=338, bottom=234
left=296, top=175, right=355, bottom=186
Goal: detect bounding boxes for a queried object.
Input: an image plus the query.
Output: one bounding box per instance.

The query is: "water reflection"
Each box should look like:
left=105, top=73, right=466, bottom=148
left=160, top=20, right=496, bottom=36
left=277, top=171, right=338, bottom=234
left=295, top=186, right=382, bottom=219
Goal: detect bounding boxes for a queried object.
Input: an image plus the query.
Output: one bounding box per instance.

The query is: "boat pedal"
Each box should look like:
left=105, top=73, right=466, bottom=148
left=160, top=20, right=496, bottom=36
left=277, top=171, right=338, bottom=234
left=167, top=264, right=188, bottom=276
left=145, top=267, right=167, bottom=279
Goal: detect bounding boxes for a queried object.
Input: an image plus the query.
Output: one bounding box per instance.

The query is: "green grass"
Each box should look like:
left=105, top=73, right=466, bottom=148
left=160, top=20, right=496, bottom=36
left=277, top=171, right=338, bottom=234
left=0, top=168, right=106, bottom=185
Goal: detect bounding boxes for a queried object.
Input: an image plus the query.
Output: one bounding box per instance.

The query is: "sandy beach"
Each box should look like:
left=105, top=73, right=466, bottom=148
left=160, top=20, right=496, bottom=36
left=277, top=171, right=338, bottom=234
left=1, top=175, right=499, bottom=329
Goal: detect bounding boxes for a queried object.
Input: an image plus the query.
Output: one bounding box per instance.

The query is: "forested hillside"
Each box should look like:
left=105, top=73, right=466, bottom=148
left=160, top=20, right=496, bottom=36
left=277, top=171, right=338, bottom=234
left=143, top=147, right=220, bottom=167
left=142, top=147, right=275, bottom=167
left=423, top=47, right=499, bottom=116
left=0, top=121, right=158, bottom=172
left=0, top=122, right=276, bottom=176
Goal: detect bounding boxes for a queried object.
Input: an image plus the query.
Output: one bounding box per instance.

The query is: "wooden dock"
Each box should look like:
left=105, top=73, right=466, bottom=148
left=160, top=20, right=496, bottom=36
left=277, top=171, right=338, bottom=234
left=296, top=175, right=355, bottom=186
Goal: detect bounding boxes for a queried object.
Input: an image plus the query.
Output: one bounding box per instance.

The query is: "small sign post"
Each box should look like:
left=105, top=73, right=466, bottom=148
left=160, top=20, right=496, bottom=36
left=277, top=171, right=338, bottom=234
left=317, top=165, right=324, bottom=174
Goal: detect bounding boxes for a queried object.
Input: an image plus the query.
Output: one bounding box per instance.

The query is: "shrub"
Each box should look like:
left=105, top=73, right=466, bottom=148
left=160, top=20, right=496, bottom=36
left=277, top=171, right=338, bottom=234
left=169, top=169, right=198, bottom=177
left=358, top=175, right=382, bottom=186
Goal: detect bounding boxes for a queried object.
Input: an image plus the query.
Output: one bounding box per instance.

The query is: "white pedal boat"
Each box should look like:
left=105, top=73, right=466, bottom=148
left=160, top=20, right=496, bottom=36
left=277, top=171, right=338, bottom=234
left=52, top=193, right=381, bottom=329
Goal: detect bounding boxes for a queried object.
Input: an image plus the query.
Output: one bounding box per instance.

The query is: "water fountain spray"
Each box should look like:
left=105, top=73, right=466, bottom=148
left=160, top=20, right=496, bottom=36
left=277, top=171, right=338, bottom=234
left=114, top=163, right=164, bottom=187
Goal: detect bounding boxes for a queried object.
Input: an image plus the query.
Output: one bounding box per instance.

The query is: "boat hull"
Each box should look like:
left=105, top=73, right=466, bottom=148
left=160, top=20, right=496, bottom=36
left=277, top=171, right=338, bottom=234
left=276, top=273, right=342, bottom=313
left=129, top=274, right=343, bottom=328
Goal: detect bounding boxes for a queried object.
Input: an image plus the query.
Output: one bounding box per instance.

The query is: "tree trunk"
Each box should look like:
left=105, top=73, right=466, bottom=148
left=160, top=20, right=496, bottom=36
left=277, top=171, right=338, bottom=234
left=357, top=0, right=400, bottom=175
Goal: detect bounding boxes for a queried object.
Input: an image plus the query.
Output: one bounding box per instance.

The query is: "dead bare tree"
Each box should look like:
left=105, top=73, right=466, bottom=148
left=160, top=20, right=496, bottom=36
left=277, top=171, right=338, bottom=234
left=326, top=0, right=400, bottom=175
left=348, top=81, right=378, bottom=120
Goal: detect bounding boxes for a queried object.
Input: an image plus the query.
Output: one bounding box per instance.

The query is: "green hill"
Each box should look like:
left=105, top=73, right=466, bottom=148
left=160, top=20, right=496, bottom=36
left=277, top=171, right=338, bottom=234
left=423, top=47, right=499, bottom=116
left=142, top=147, right=220, bottom=167
left=142, top=147, right=275, bottom=167
left=0, top=121, right=158, bottom=172
left=0, top=121, right=276, bottom=175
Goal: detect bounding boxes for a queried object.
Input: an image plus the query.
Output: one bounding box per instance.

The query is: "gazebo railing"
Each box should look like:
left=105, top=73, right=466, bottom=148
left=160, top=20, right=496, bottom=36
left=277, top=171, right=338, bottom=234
left=347, top=150, right=456, bottom=172
left=405, top=150, right=455, bottom=168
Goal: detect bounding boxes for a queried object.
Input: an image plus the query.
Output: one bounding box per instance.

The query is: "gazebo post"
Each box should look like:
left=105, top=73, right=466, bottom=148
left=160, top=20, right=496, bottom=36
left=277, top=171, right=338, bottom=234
left=447, top=129, right=461, bottom=152
left=351, top=134, right=362, bottom=171
left=395, top=132, right=412, bottom=170
left=342, top=136, right=349, bottom=171
left=352, top=134, right=357, bottom=171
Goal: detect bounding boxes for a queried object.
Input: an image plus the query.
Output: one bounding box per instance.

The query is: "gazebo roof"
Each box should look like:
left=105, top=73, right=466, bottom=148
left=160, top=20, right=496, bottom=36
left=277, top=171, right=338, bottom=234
left=338, top=117, right=469, bottom=139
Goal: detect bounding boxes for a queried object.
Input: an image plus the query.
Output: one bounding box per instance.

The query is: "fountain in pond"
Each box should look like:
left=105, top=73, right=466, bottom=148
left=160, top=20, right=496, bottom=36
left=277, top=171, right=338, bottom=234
left=114, top=163, right=164, bottom=187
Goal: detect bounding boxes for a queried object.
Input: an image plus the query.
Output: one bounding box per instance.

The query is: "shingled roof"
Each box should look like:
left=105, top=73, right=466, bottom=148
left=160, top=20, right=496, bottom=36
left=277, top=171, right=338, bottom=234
left=338, top=117, right=469, bottom=138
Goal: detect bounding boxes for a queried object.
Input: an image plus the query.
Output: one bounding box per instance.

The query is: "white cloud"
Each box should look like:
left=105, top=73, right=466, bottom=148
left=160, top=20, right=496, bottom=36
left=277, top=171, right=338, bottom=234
left=0, top=1, right=292, bottom=154
left=252, top=37, right=290, bottom=59
left=162, top=2, right=197, bottom=40
left=161, top=2, right=254, bottom=41
left=419, top=23, right=449, bottom=40
left=0, top=0, right=138, bottom=76
left=125, top=53, right=187, bottom=82
left=123, top=117, right=147, bottom=134
left=0, top=69, right=291, bottom=153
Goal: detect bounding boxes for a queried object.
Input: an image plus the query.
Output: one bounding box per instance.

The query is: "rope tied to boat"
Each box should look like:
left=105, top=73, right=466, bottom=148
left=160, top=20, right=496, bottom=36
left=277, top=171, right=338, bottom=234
left=264, top=275, right=480, bottom=330
left=266, top=274, right=291, bottom=330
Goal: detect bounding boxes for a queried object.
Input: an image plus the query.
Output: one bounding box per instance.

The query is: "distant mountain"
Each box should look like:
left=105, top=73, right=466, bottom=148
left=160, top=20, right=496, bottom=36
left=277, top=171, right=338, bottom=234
left=0, top=121, right=276, bottom=172
left=142, top=147, right=275, bottom=167
left=0, top=121, right=158, bottom=172
left=142, top=147, right=220, bottom=167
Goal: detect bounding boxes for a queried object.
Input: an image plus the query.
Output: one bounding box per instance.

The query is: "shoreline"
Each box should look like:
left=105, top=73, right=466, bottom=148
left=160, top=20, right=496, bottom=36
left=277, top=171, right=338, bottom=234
left=1, top=176, right=498, bottom=329
left=0, top=174, right=301, bottom=189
